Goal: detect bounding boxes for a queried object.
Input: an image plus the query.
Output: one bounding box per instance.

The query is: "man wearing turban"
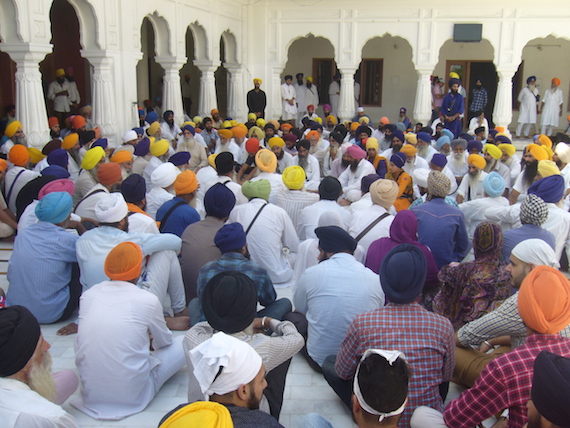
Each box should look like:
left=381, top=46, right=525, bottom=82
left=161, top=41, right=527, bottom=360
left=5, top=144, right=41, bottom=213
left=482, top=143, right=511, bottom=194
left=160, top=110, right=181, bottom=145
left=540, top=77, right=564, bottom=136
left=338, top=144, right=376, bottom=202
left=247, top=78, right=266, bottom=119
left=146, top=162, right=180, bottom=220
left=2, top=120, right=28, bottom=157
left=75, top=162, right=124, bottom=220
left=281, top=75, right=297, bottom=125
left=176, top=125, right=208, bottom=172
left=498, top=142, right=522, bottom=184
left=456, top=154, right=488, bottom=204
left=143, top=138, right=172, bottom=193
left=509, top=144, right=546, bottom=204
left=156, top=169, right=200, bottom=237
left=440, top=78, right=465, bottom=138
left=214, top=128, right=241, bottom=164
left=72, top=242, right=186, bottom=420
left=47, top=68, right=74, bottom=126
left=516, top=76, right=540, bottom=138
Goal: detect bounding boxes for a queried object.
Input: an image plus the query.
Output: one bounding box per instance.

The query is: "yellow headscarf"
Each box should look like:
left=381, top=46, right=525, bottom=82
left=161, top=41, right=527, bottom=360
left=158, top=401, right=233, bottom=428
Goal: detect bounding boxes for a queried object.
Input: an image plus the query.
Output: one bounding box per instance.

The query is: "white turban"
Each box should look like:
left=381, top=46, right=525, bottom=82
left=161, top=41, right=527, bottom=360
left=412, top=168, right=430, bottom=188
left=122, top=130, right=138, bottom=144
left=317, top=210, right=345, bottom=229
left=340, top=142, right=352, bottom=155
left=555, top=143, right=570, bottom=164
left=511, top=239, right=559, bottom=268
left=190, top=332, right=262, bottom=396
left=151, top=162, right=180, bottom=188
left=94, top=193, right=129, bottom=223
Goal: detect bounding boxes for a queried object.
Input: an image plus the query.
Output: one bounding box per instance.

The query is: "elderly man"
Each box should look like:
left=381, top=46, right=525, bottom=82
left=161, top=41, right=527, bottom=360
left=0, top=306, right=79, bottom=426
left=339, top=144, right=376, bottom=202
left=330, top=245, right=454, bottom=428
left=516, top=76, right=540, bottom=138
left=540, top=77, right=564, bottom=136
left=3, top=120, right=28, bottom=156
left=456, top=154, right=488, bottom=204
left=429, top=153, right=458, bottom=195
left=146, top=162, right=179, bottom=219
left=509, top=143, right=548, bottom=204
left=483, top=143, right=511, bottom=194
left=294, top=226, right=384, bottom=372
left=402, top=143, right=428, bottom=177
left=268, top=136, right=294, bottom=174
left=177, top=125, right=208, bottom=172
left=215, top=128, right=241, bottom=162
left=74, top=162, right=123, bottom=220
left=109, top=150, right=133, bottom=180
left=415, top=131, right=437, bottom=163
left=229, top=180, right=299, bottom=287
left=5, top=145, right=40, bottom=213
left=156, top=170, right=200, bottom=237
left=294, top=140, right=321, bottom=191
left=446, top=138, right=468, bottom=185
left=73, top=242, right=185, bottom=420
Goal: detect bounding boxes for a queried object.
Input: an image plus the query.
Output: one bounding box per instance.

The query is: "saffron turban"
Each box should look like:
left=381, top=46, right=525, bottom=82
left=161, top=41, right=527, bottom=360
left=231, top=126, right=247, bottom=139
left=35, top=191, right=72, bottom=224
left=110, top=150, right=133, bottom=164
left=307, top=131, right=319, bottom=141
left=555, top=142, right=570, bottom=164
left=518, top=265, right=570, bottom=334
left=97, top=162, right=122, bottom=186
left=211, top=109, right=219, bottom=116
left=42, top=139, right=62, bottom=155
left=537, top=134, right=553, bottom=149
left=450, top=138, right=467, bottom=150
left=316, top=225, right=357, bottom=253
left=552, top=77, right=561, bottom=86
left=0, top=306, right=41, bottom=377
left=218, top=129, right=233, bottom=140
left=104, top=241, right=143, bottom=282
left=390, top=152, right=406, bottom=169
left=350, top=122, right=360, bottom=132
left=436, top=135, right=450, bottom=150
left=416, top=132, right=431, bottom=144
left=282, top=166, right=306, bottom=190
left=245, top=138, right=260, bottom=154
left=0, top=159, right=7, bottom=173
left=41, top=165, right=70, bottom=179
left=150, top=139, right=170, bottom=157
left=347, top=145, right=366, bottom=160
left=370, top=179, right=398, bottom=211
left=152, top=162, right=180, bottom=188
left=81, top=146, right=106, bottom=170
left=207, top=154, right=217, bottom=168
left=511, top=238, right=558, bottom=268
left=280, top=123, right=293, bottom=131
left=134, top=137, right=151, bottom=156
left=169, top=151, right=191, bottom=167
left=255, top=149, right=277, bottom=173
left=190, top=332, right=262, bottom=396
left=215, top=223, right=247, bottom=254
left=72, top=115, right=86, bottom=130
left=484, top=143, right=502, bottom=160
left=365, top=138, right=379, bottom=151
left=9, top=145, right=29, bottom=167
left=379, top=116, right=390, bottom=125
left=38, top=179, right=74, bottom=200
left=159, top=401, right=233, bottom=428
left=498, top=143, right=516, bottom=157
left=528, top=175, right=565, bottom=203
left=122, top=130, right=138, bottom=143
left=520, top=194, right=549, bottom=227
left=268, top=137, right=285, bottom=148
left=327, top=115, right=338, bottom=125
left=538, top=160, right=560, bottom=178
left=121, top=174, right=146, bottom=203
left=526, top=144, right=549, bottom=161
left=147, top=121, right=160, bottom=137
left=174, top=170, right=198, bottom=196
left=95, top=193, right=129, bottom=223
left=380, top=243, right=426, bottom=304
left=404, top=133, right=417, bottom=146
left=468, top=154, right=486, bottom=170
left=483, top=171, right=505, bottom=198
left=467, top=140, right=483, bottom=153
left=4, top=121, right=22, bottom=138
left=427, top=170, right=450, bottom=198
left=242, top=179, right=271, bottom=201
left=204, top=183, right=236, bottom=218
left=62, top=133, right=79, bottom=150
left=430, top=153, right=447, bottom=168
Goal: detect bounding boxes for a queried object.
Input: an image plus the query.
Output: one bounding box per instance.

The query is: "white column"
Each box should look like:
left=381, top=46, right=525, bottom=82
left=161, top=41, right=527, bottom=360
left=81, top=50, right=119, bottom=146
left=2, top=43, right=52, bottom=148
left=194, top=61, right=219, bottom=118
left=225, top=64, right=246, bottom=122
left=156, top=56, right=186, bottom=124
left=272, top=68, right=283, bottom=120
left=493, top=68, right=516, bottom=131
left=337, top=68, right=356, bottom=123
left=413, top=68, right=434, bottom=125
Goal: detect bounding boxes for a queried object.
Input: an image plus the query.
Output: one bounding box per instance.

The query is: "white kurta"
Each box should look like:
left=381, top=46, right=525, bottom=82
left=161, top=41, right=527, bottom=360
left=517, top=86, right=539, bottom=124
left=146, top=187, right=175, bottom=220
left=277, top=151, right=295, bottom=174
left=338, top=158, right=376, bottom=200
left=301, top=199, right=352, bottom=240
left=457, top=170, right=488, bottom=201
left=47, top=80, right=73, bottom=113
left=349, top=204, right=394, bottom=254
left=459, top=196, right=509, bottom=240
left=251, top=171, right=287, bottom=205
left=294, top=83, right=307, bottom=112
left=275, top=187, right=319, bottom=239
left=281, top=83, right=297, bottom=120
left=305, top=85, right=320, bottom=110
left=294, top=154, right=321, bottom=191
left=328, top=81, right=340, bottom=116
left=5, top=166, right=40, bottom=213
left=541, top=87, right=564, bottom=127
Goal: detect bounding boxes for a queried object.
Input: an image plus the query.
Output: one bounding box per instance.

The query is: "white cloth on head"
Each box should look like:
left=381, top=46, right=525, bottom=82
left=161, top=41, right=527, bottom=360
left=511, top=238, right=559, bottom=268
left=190, top=332, right=262, bottom=396
left=151, top=162, right=180, bottom=188
left=122, top=130, right=137, bottom=143
left=94, top=193, right=129, bottom=223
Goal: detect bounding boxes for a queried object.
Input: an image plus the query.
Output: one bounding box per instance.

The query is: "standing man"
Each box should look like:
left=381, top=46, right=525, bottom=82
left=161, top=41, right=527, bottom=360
left=281, top=75, right=297, bottom=126
left=181, top=74, right=192, bottom=116
left=516, top=76, right=540, bottom=138
left=47, top=69, right=73, bottom=126
left=468, top=78, right=488, bottom=121
left=247, top=78, right=266, bottom=119
left=294, top=73, right=307, bottom=127
left=305, top=77, right=319, bottom=114
left=64, top=67, right=80, bottom=113
left=540, top=77, right=564, bottom=136
left=328, top=73, right=341, bottom=117
left=441, top=78, right=465, bottom=138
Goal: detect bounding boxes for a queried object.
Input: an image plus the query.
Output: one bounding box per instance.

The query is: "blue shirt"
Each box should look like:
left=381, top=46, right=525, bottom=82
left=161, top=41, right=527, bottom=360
left=411, top=198, right=470, bottom=269
left=501, top=224, right=556, bottom=262
left=156, top=197, right=200, bottom=237
left=7, top=222, right=78, bottom=323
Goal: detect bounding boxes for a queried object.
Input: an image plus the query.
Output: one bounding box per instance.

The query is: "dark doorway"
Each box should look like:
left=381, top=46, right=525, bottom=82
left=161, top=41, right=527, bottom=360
left=312, top=58, right=336, bottom=106
left=469, top=62, right=497, bottom=127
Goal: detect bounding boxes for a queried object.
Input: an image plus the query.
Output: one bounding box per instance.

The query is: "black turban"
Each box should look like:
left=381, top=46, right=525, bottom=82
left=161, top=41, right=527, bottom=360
left=0, top=306, right=41, bottom=377
left=532, top=350, right=570, bottom=426
left=318, top=176, right=342, bottom=201
left=215, top=152, right=235, bottom=175
left=121, top=174, right=146, bottom=203
left=333, top=124, right=348, bottom=139
left=380, top=244, right=426, bottom=304
left=316, top=226, right=357, bottom=254
left=201, top=271, right=257, bottom=334
left=329, top=131, right=344, bottom=146
left=356, top=125, right=371, bottom=137
left=15, top=175, right=57, bottom=221
left=78, top=130, right=96, bottom=146
left=296, top=139, right=311, bottom=151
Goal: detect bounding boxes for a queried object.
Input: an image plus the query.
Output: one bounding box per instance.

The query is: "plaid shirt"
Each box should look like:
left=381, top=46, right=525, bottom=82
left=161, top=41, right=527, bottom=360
left=335, top=302, right=455, bottom=428
left=470, top=87, right=488, bottom=112
left=444, top=334, right=570, bottom=428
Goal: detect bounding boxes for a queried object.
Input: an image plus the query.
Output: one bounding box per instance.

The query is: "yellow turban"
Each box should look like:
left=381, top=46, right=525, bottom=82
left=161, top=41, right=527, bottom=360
left=358, top=117, right=369, bottom=125
left=537, top=160, right=560, bottom=178
left=110, top=150, right=133, bottom=164
left=401, top=144, right=418, bottom=157
left=104, top=241, right=143, bottom=282
left=484, top=144, right=502, bottom=160
left=150, top=139, right=170, bottom=157
left=255, top=149, right=277, bottom=173
left=230, top=120, right=237, bottom=127
left=218, top=129, right=233, bottom=140
left=242, top=179, right=271, bottom=201
left=81, top=146, right=106, bottom=170
left=248, top=126, right=265, bottom=141
left=181, top=121, right=195, bottom=128
left=174, top=170, right=199, bottom=195
left=527, top=144, right=549, bottom=162
left=248, top=113, right=257, bottom=121
left=282, top=166, right=306, bottom=190
left=350, top=122, right=360, bottom=131
left=159, top=401, right=233, bottom=428
left=147, top=121, right=160, bottom=136
left=498, top=143, right=516, bottom=157
left=468, top=154, right=486, bottom=170
left=268, top=137, right=284, bottom=148
left=365, top=138, right=379, bottom=151
left=208, top=154, right=218, bottom=168
left=518, top=265, right=570, bottom=334
left=404, top=133, right=418, bottom=146
left=306, top=76, right=313, bottom=83
left=222, top=120, right=232, bottom=129
left=28, top=148, right=45, bottom=164
left=253, top=78, right=262, bottom=85
left=4, top=121, right=22, bottom=138
left=55, top=68, right=65, bottom=78
left=314, top=117, right=323, bottom=124
left=193, top=116, right=203, bottom=125
left=326, top=115, right=338, bottom=125
left=537, top=134, right=553, bottom=149
left=256, top=118, right=266, bottom=128
left=449, top=72, right=460, bottom=79
left=62, top=133, right=79, bottom=150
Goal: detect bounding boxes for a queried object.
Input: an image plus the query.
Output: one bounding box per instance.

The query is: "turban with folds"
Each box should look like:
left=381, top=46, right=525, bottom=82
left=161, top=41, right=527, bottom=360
left=0, top=306, right=41, bottom=377
left=122, top=130, right=138, bottom=143
left=35, top=191, right=72, bottom=224
left=555, top=142, right=570, bottom=164
left=498, top=143, right=516, bottom=157
left=253, top=78, right=262, bottom=85
left=528, top=175, right=565, bottom=203
left=427, top=171, right=450, bottom=198
left=483, top=171, right=505, bottom=197
left=42, top=139, right=62, bottom=155
left=95, top=193, right=129, bottom=223
left=174, top=170, right=198, bottom=196
left=390, top=152, right=406, bottom=169
left=47, top=149, right=68, bottom=168
left=552, top=77, right=561, bottom=86
left=436, top=135, right=450, bottom=151
left=400, top=144, right=417, bottom=157
left=268, top=137, right=285, bottom=148
left=404, top=133, right=417, bottom=146
left=537, top=134, right=553, bottom=149
left=204, top=183, right=236, bottom=218
left=134, top=137, right=151, bottom=156
left=152, top=162, right=180, bottom=188
left=255, top=149, right=277, bottom=173
left=121, top=174, right=146, bottom=203
left=218, top=129, right=233, bottom=140
left=361, top=174, right=381, bottom=193
left=282, top=166, right=306, bottom=190
left=430, top=153, right=447, bottom=168
left=169, top=151, right=191, bottom=167
left=150, top=139, right=170, bottom=157
left=468, top=154, right=486, bottom=170
left=511, top=238, right=558, bottom=268
left=9, top=145, right=29, bottom=167
left=450, top=138, right=467, bottom=150
left=380, top=244, right=426, bottom=304
left=214, top=152, right=234, bottom=175
left=110, top=150, right=133, bottom=164
left=97, top=162, right=122, bottom=186
left=159, top=401, right=233, bottom=428
left=72, top=115, right=86, bottom=130
left=416, top=132, right=431, bottom=144
left=215, top=223, right=247, bottom=254
left=28, top=148, right=45, bottom=165
left=316, top=225, right=357, bottom=253
left=92, top=138, right=108, bottom=150
left=245, top=138, right=260, bottom=155
left=370, top=179, right=398, bottom=210
left=41, top=165, right=70, bottom=179
left=81, top=146, right=106, bottom=171
left=38, top=179, right=75, bottom=200
left=467, top=140, right=482, bottom=153
left=484, top=143, right=502, bottom=160
left=242, top=179, right=271, bottom=201
left=147, top=122, right=160, bottom=137
left=526, top=144, right=549, bottom=162
left=62, top=133, right=79, bottom=150
left=347, top=145, right=366, bottom=160
left=365, top=138, right=379, bottom=151
left=4, top=121, right=22, bottom=138
left=531, top=351, right=570, bottom=427
left=231, top=126, right=247, bottom=139
left=104, top=242, right=143, bottom=282
left=537, top=160, right=560, bottom=178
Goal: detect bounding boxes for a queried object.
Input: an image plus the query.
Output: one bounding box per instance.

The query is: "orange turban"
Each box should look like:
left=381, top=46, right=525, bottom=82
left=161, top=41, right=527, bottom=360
left=518, top=265, right=570, bottom=334
left=231, top=126, right=247, bottom=139
left=350, top=122, right=360, bottom=131
left=48, top=117, right=59, bottom=128
left=97, top=162, right=122, bottom=186
left=104, top=241, right=143, bottom=282
left=255, top=149, right=277, bottom=173
left=537, top=134, right=553, bottom=149
left=110, top=151, right=133, bottom=164
left=552, top=78, right=561, bottom=87
left=468, top=154, right=486, bottom=170
left=379, top=117, right=390, bottom=125
left=0, top=159, right=8, bottom=172
left=9, top=145, right=29, bottom=166
left=62, top=133, right=79, bottom=150
left=280, top=123, right=293, bottom=131
left=72, top=115, right=86, bottom=129
left=174, top=170, right=198, bottom=195
left=401, top=144, right=418, bottom=156
left=211, top=109, right=219, bottom=115
left=218, top=129, right=233, bottom=140
left=527, top=144, right=549, bottom=162
left=307, top=131, right=319, bottom=140
left=494, top=126, right=505, bottom=133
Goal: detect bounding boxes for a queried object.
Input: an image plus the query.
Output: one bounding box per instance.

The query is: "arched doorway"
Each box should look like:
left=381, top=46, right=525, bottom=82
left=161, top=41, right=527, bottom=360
left=136, top=17, right=165, bottom=115
left=214, top=37, right=228, bottom=117
left=0, top=45, right=16, bottom=127
left=180, top=27, right=200, bottom=118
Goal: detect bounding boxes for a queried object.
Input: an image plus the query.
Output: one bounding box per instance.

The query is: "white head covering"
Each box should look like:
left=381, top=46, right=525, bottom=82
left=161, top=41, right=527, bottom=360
left=95, top=193, right=129, bottom=223
left=151, top=162, right=180, bottom=188
left=511, top=239, right=559, bottom=268
left=317, top=210, right=345, bottom=229
left=412, top=168, right=430, bottom=188
left=340, top=142, right=352, bottom=155
left=122, top=130, right=138, bottom=144
left=555, top=142, right=570, bottom=164
left=190, top=332, right=262, bottom=396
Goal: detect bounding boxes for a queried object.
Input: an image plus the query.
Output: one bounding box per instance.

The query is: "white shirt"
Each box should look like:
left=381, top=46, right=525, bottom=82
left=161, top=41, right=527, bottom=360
left=403, top=156, right=429, bottom=177
left=305, top=84, right=319, bottom=109
left=416, top=145, right=438, bottom=164
left=459, top=196, right=509, bottom=240
left=442, top=166, right=459, bottom=195
left=5, top=166, right=41, bottom=213
left=281, top=83, right=297, bottom=117
left=19, top=200, right=81, bottom=231
left=228, top=198, right=299, bottom=285
left=127, top=212, right=159, bottom=234
left=503, top=155, right=522, bottom=184
left=294, top=154, right=321, bottom=191
left=541, top=87, right=564, bottom=127
left=251, top=171, right=287, bottom=205
left=294, top=82, right=307, bottom=112
left=195, top=165, right=218, bottom=203
left=467, top=117, right=489, bottom=137
left=349, top=204, right=394, bottom=254
left=457, top=170, right=488, bottom=201
left=160, top=122, right=181, bottom=143
left=204, top=175, right=248, bottom=206
left=214, top=140, right=241, bottom=163
left=338, top=158, right=376, bottom=199
left=447, top=152, right=469, bottom=178
left=517, top=86, right=539, bottom=124
left=275, top=187, right=319, bottom=240
left=301, top=199, right=352, bottom=240
left=146, top=186, right=175, bottom=220
left=47, top=80, right=73, bottom=113
left=277, top=151, right=295, bottom=174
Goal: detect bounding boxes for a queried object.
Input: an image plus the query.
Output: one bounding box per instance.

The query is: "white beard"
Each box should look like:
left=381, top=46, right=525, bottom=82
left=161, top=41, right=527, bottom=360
left=28, top=352, right=57, bottom=403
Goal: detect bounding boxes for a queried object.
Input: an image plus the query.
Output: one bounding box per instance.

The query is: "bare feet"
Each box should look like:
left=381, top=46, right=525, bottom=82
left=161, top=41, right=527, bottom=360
left=174, top=308, right=189, bottom=317
left=165, top=316, right=190, bottom=330
left=57, top=322, right=78, bottom=336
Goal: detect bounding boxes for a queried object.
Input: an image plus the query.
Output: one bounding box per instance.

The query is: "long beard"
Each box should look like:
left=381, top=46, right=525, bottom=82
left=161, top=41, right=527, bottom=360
left=12, top=135, right=28, bottom=147
left=69, top=147, right=81, bottom=165
left=298, top=155, right=308, bottom=170
left=28, top=352, right=57, bottom=402
left=417, top=145, right=429, bottom=158
left=309, top=145, right=318, bottom=155
left=523, top=161, right=539, bottom=187
left=468, top=171, right=481, bottom=189
left=350, top=161, right=359, bottom=173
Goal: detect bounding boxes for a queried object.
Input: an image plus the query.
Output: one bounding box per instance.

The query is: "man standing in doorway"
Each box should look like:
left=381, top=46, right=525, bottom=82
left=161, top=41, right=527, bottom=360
left=181, top=74, right=192, bottom=117
left=516, top=76, right=540, bottom=139
left=294, top=73, right=307, bottom=127
left=281, top=75, right=297, bottom=126
left=441, top=78, right=465, bottom=138
left=328, top=73, right=341, bottom=117
left=47, top=69, right=73, bottom=127
left=540, top=77, right=564, bottom=136
left=468, top=78, right=488, bottom=121
left=247, top=78, right=266, bottom=119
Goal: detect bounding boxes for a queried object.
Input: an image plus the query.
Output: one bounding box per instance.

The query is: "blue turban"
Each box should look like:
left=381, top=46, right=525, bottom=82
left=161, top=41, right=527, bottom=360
left=315, top=226, right=357, bottom=254
left=204, top=183, right=236, bottom=218
left=488, top=129, right=498, bottom=138
left=120, top=174, right=146, bottom=203
left=215, top=223, right=247, bottom=254
left=47, top=148, right=68, bottom=168
left=449, top=77, right=461, bottom=87
left=380, top=243, right=426, bottom=304
left=495, top=135, right=512, bottom=145
left=417, top=132, right=431, bottom=144
left=92, top=138, right=108, bottom=150
left=169, top=151, right=191, bottom=166
left=442, top=129, right=454, bottom=140
left=395, top=122, right=406, bottom=132
left=182, top=125, right=195, bottom=135
left=361, top=174, right=381, bottom=193
left=146, top=111, right=158, bottom=124
left=467, top=140, right=483, bottom=153
left=310, top=122, right=323, bottom=131
left=436, top=135, right=450, bottom=150
left=41, top=165, right=70, bottom=179
left=163, top=110, right=174, bottom=121
left=132, top=127, right=144, bottom=136
left=528, top=175, right=565, bottom=203
left=390, top=152, right=406, bottom=169
left=35, top=191, right=72, bottom=224
left=431, top=153, right=447, bottom=168
left=527, top=76, right=536, bottom=85
left=392, top=130, right=405, bottom=143
left=134, top=137, right=150, bottom=156
left=483, top=171, right=505, bottom=197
